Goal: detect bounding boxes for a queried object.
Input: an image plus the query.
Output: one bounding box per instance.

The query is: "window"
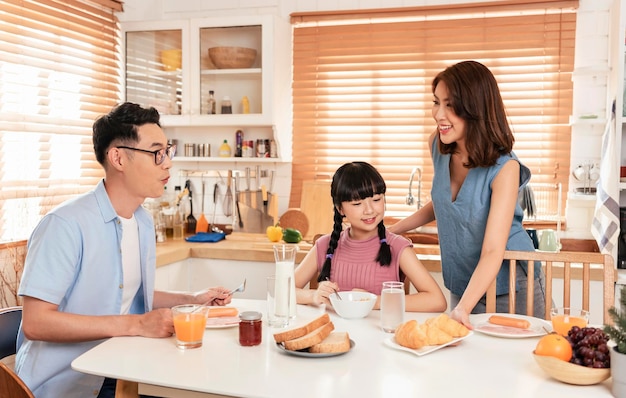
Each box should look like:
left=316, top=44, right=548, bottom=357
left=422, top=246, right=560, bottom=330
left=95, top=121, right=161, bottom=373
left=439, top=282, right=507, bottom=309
left=290, top=0, right=577, bottom=220
left=0, top=0, right=123, bottom=242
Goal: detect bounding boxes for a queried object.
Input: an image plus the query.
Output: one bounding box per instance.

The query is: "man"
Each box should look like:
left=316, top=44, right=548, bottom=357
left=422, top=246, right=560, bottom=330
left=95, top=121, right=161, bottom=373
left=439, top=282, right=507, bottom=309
left=15, top=103, right=231, bottom=397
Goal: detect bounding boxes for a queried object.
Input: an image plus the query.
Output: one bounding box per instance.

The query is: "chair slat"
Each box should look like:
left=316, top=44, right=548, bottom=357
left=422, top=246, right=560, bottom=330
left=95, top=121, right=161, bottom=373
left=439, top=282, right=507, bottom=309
left=485, top=251, right=615, bottom=324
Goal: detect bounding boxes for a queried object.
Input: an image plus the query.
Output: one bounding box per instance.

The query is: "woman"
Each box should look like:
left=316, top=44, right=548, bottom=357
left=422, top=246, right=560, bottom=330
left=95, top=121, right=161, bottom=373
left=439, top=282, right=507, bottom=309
left=388, top=61, right=546, bottom=328
left=294, top=161, right=447, bottom=313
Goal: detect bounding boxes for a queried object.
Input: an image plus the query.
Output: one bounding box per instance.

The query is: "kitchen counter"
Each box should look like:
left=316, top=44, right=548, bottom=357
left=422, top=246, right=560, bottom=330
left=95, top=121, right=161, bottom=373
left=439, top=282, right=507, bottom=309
left=156, top=232, right=442, bottom=271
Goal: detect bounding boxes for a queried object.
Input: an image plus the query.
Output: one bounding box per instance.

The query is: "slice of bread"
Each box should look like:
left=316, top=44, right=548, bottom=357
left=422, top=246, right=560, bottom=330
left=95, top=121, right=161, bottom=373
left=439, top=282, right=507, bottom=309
left=283, top=321, right=335, bottom=351
left=273, top=313, right=331, bottom=343
left=309, top=332, right=351, bottom=354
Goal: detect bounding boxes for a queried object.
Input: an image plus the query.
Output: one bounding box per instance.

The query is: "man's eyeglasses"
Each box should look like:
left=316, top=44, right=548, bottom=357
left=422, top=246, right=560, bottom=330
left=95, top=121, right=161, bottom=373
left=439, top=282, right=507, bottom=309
left=116, top=144, right=176, bottom=165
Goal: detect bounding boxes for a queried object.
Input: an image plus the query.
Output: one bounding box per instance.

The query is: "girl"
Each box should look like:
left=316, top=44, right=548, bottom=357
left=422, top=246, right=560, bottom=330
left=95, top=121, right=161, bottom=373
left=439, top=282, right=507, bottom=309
left=294, top=161, right=447, bottom=312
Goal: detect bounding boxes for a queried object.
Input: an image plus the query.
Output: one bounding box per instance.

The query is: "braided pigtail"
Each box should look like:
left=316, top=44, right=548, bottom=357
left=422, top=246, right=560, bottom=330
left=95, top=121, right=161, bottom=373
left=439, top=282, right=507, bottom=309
left=375, top=221, right=391, bottom=266
left=317, top=207, right=344, bottom=282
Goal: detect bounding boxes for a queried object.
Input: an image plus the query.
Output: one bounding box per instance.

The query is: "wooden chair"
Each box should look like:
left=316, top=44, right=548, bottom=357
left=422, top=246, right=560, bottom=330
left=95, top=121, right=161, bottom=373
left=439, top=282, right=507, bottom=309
left=0, top=362, right=34, bottom=398
left=486, top=250, right=615, bottom=324
left=0, top=306, right=22, bottom=369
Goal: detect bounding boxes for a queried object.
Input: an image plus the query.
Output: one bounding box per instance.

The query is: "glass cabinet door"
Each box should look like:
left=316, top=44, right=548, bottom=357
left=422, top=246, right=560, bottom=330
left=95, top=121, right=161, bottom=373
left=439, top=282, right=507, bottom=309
left=125, top=29, right=183, bottom=116
left=198, top=25, right=262, bottom=116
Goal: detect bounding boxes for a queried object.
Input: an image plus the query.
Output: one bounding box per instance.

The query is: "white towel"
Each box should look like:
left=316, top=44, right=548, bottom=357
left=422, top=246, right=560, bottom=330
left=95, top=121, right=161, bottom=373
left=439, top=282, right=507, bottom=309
left=591, top=103, right=620, bottom=255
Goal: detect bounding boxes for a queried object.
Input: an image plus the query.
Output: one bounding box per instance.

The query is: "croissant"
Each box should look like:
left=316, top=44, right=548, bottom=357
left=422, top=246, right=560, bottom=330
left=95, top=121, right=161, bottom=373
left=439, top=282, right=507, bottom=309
left=395, top=314, right=469, bottom=349
left=395, top=320, right=428, bottom=349
left=425, top=313, right=469, bottom=338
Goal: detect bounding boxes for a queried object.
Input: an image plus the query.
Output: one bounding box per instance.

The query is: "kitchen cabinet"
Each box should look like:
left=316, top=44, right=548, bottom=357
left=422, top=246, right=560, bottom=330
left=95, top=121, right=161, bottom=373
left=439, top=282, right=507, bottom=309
left=121, top=15, right=291, bottom=160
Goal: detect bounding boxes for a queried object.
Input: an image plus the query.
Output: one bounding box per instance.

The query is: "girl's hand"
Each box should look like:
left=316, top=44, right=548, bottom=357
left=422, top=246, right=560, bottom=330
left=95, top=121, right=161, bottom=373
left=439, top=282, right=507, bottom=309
left=314, top=280, right=339, bottom=307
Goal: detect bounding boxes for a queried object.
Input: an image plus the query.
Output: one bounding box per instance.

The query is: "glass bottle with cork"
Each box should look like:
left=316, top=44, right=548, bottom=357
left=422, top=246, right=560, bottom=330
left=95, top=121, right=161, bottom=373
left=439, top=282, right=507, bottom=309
left=208, top=90, right=216, bottom=115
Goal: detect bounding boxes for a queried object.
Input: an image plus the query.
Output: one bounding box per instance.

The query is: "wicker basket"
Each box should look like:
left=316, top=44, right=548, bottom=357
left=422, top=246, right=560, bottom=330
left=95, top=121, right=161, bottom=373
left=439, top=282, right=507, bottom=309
left=208, top=47, right=257, bottom=69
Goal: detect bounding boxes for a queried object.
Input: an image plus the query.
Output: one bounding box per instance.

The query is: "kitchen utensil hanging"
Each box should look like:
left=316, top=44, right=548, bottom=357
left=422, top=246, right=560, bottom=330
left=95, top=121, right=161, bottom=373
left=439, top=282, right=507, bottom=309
left=224, top=170, right=233, bottom=217
left=210, top=180, right=223, bottom=233
left=196, top=178, right=209, bottom=233
left=185, top=179, right=197, bottom=233
left=235, top=173, right=243, bottom=228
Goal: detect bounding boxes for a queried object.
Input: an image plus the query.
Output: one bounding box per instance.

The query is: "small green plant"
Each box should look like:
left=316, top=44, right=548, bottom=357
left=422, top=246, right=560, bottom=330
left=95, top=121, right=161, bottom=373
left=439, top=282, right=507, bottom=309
left=604, top=285, right=626, bottom=354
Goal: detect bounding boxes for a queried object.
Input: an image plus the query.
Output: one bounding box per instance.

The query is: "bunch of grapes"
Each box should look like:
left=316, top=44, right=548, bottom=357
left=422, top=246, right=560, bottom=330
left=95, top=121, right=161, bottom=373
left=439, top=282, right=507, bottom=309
left=566, top=326, right=611, bottom=368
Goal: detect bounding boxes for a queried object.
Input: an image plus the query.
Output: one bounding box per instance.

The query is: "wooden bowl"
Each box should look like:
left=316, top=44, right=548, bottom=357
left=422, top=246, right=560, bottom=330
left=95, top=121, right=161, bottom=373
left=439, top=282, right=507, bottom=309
left=208, top=47, right=257, bottom=69
left=159, top=49, right=181, bottom=71
left=532, top=352, right=610, bottom=385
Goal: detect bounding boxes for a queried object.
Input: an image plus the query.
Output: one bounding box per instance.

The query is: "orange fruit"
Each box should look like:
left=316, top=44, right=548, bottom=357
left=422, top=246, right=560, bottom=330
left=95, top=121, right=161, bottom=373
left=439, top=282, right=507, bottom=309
left=534, top=333, right=573, bottom=362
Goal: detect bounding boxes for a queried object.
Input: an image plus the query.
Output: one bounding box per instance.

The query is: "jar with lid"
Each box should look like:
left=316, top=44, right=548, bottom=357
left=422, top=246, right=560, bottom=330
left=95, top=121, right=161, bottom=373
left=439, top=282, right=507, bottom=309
left=221, top=96, right=232, bottom=114
left=238, top=311, right=262, bottom=346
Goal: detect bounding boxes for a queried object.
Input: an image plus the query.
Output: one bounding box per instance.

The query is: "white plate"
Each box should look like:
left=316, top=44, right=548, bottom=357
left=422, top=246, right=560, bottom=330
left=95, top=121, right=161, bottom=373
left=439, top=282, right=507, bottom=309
left=205, top=318, right=239, bottom=328
left=384, top=331, right=473, bottom=356
left=471, top=313, right=551, bottom=338
left=276, top=339, right=355, bottom=358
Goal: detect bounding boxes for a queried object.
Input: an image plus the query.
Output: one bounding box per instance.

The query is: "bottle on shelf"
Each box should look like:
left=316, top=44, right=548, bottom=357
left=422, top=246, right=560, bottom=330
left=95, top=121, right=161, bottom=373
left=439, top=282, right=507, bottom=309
left=221, top=96, right=232, bottom=114
left=235, top=130, right=244, bottom=157
left=242, top=96, right=250, bottom=114
left=208, top=90, right=216, bottom=115
left=219, top=139, right=232, bottom=157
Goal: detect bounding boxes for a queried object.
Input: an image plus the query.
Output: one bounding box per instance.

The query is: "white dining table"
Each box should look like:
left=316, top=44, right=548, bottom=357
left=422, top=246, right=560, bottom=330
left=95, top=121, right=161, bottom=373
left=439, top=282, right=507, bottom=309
left=72, top=299, right=613, bottom=398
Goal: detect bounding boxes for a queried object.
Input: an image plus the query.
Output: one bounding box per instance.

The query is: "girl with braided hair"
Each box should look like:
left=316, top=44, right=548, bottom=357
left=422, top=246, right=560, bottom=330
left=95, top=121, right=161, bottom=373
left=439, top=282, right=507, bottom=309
left=294, top=162, right=446, bottom=312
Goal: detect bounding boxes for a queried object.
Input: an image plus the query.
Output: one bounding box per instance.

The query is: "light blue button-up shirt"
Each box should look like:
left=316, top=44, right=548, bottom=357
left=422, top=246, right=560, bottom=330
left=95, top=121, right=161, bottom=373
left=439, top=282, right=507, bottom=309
left=16, top=180, right=156, bottom=397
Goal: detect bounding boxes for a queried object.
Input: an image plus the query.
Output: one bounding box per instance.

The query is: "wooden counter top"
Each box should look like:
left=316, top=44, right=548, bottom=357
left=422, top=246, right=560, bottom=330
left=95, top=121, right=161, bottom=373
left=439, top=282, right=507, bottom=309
left=156, top=232, right=442, bottom=270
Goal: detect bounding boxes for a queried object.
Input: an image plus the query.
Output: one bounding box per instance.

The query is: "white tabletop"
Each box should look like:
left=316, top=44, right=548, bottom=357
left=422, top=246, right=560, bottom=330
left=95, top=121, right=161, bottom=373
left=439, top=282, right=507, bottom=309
left=72, top=299, right=613, bottom=398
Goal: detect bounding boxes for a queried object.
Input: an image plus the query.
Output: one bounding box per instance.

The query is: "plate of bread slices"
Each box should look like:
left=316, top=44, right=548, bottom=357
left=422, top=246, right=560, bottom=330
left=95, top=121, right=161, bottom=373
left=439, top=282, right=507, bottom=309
left=273, top=313, right=354, bottom=357
left=385, top=314, right=472, bottom=356
left=205, top=306, right=240, bottom=329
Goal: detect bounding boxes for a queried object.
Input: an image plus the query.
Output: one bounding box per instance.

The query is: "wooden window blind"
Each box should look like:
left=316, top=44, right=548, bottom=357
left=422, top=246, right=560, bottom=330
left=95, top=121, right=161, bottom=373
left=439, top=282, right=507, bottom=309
left=0, top=0, right=122, bottom=241
left=290, top=0, right=577, bottom=221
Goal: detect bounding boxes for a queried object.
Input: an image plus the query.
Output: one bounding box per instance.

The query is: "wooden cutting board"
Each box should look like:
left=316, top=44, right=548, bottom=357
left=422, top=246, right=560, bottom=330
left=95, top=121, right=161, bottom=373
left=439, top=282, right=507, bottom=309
left=279, top=209, right=309, bottom=238
left=299, top=180, right=334, bottom=241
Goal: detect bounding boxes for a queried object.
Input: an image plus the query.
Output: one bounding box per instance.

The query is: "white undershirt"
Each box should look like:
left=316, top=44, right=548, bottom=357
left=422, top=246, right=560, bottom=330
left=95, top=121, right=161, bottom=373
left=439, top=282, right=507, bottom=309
left=119, top=214, right=142, bottom=315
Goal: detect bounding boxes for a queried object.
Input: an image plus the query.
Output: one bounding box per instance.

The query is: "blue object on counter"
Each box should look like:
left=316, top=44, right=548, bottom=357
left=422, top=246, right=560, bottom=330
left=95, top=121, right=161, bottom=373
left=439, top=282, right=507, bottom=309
left=185, top=232, right=226, bottom=243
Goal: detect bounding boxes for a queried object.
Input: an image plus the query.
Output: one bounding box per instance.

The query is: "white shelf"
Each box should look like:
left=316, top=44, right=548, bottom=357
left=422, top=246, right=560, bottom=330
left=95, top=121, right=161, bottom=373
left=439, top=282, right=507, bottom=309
left=201, top=68, right=261, bottom=76
left=173, top=156, right=283, bottom=163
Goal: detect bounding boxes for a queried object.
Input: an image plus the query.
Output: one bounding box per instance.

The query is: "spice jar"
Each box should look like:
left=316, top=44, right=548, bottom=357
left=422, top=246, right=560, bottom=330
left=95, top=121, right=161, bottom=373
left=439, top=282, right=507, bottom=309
left=239, top=311, right=262, bottom=346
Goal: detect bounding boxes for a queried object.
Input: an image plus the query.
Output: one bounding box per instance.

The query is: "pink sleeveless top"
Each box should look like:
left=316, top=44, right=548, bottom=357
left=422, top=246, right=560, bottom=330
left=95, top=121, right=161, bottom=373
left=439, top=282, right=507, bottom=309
left=314, top=228, right=412, bottom=295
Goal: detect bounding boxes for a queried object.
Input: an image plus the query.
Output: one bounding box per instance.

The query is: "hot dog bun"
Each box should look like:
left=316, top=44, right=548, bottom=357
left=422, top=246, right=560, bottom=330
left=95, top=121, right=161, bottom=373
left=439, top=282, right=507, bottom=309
left=488, top=315, right=531, bottom=329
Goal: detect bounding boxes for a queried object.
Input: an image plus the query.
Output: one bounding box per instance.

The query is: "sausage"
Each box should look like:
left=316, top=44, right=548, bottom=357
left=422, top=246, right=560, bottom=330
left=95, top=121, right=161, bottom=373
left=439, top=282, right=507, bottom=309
left=488, top=315, right=531, bottom=329
left=207, top=307, right=239, bottom=318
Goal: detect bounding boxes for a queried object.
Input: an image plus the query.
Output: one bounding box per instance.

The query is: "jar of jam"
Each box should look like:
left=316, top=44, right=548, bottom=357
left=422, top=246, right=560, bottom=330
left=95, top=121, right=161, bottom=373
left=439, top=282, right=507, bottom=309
left=239, top=311, right=262, bottom=346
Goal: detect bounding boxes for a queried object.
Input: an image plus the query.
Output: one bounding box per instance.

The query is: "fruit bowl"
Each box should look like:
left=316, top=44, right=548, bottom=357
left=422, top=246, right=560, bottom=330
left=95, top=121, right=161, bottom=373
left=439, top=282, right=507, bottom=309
left=330, top=291, right=376, bottom=319
left=532, top=352, right=610, bottom=385
left=208, top=47, right=257, bottom=69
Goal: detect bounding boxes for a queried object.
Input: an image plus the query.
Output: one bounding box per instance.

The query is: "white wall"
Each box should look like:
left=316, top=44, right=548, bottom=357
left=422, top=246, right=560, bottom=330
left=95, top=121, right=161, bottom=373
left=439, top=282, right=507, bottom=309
left=119, top=0, right=613, bottom=239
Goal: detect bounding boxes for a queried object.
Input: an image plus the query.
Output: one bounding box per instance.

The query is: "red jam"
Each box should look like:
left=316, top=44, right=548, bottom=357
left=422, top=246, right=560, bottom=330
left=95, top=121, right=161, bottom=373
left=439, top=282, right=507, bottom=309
left=239, top=311, right=262, bottom=346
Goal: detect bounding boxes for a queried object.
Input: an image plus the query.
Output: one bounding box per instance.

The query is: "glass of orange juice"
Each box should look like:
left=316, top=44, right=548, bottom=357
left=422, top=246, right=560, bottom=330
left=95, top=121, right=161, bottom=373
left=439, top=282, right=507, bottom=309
left=172, top=304, right=209, bottom=349
left=550, top=307, right=589, bottom=336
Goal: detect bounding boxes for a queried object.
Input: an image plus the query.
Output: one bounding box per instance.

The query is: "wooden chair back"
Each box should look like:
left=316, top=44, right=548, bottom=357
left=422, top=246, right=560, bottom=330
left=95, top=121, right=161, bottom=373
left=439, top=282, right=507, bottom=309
left=0, top=362, right=34, bottom=398
left=486, top=250, right=615, bottom=324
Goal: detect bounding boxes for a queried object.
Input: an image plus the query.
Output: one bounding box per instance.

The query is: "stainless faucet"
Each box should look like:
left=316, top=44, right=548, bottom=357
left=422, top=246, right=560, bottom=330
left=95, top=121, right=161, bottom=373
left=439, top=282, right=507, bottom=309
left=406, top=166, right=422, bottom=209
